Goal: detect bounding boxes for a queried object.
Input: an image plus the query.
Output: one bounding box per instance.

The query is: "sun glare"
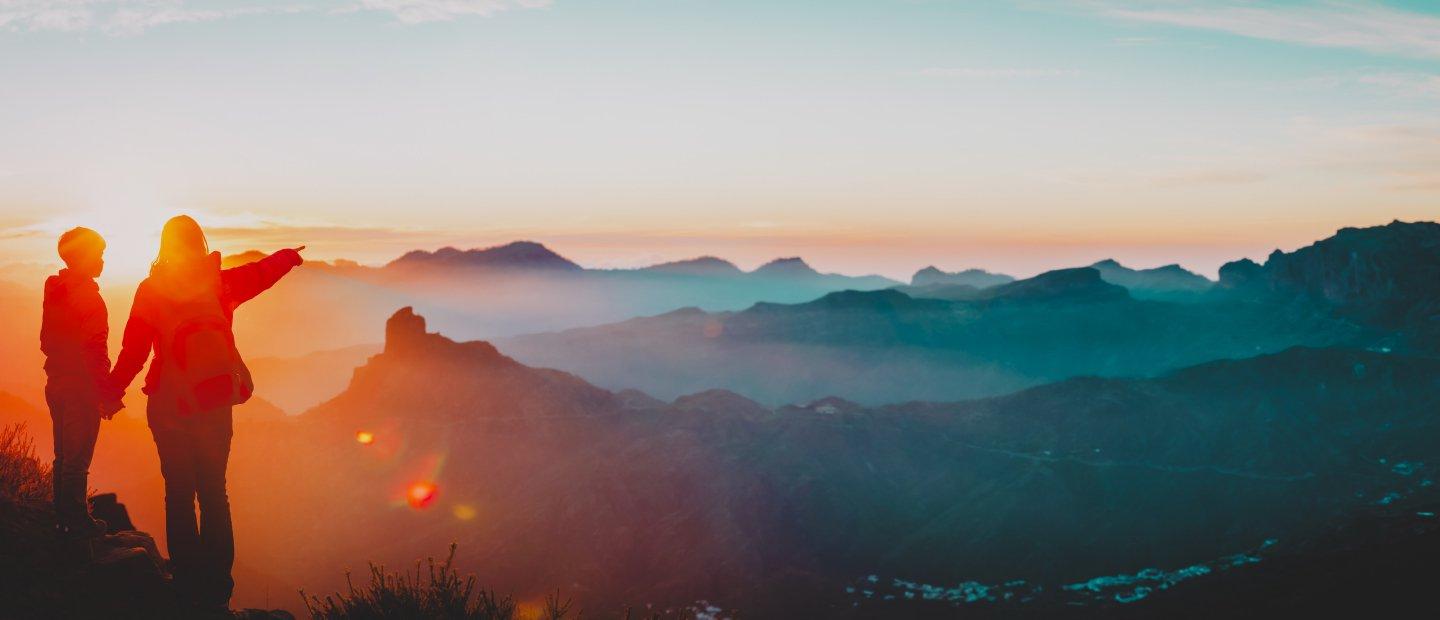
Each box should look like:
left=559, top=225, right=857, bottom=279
left=52, top=201, right=192, bottom=281
left=407, top=481, right=438, bottom=509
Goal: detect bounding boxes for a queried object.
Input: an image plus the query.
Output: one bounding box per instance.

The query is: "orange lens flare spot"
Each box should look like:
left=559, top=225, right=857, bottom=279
left=407, top=481, right=438, bottom=509
left=355, top=431, right=375, bottom=445
left=452, top=504, right=477, bottom=521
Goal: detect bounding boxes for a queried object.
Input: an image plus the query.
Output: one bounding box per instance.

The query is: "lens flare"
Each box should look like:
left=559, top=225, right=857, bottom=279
left=355, top=431, right=375, bottom=445
left=407, top=481, right=438, bottom=509
left=452, top=504, right=477, bottom=521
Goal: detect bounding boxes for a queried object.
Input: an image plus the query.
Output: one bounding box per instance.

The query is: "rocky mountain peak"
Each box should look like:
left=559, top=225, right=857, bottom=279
left=384, top=306, right=431, bottom=355
left=753, top=257, right=818, bottom=278
left=386, top=241, right=582, bottom=271
left=911, top=266, right=1014, bottom=288
left=985, top=267, right=1130, bottom=303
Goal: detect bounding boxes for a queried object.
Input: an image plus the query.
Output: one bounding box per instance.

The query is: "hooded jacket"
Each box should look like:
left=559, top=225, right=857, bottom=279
left=40, top=268, right=111, bottom=402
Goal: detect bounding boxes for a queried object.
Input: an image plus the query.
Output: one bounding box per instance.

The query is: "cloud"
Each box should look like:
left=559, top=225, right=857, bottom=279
left=0, top=227, right=44, bottom=240
left=1293, top=119, right=1440, bottom=192
left=353, top=0, right=551, bottom=24
left=1111, top=36, right=1159, bottom=46
left=915, top=67, right=1080, bottom=78
left=1082, top=1, right=1440, bottom=59
left=1296, top=70, right=1440, bottom=101
left=1354, top=72, right=1440, bottom=99
left=1153, top=169, right=1268, bottom=188
left=0, top=0, right=550, bottom=35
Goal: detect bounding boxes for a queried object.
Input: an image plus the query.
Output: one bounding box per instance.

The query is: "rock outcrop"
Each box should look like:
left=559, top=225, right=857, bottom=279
left=911, top=265, right=1014, bottom=289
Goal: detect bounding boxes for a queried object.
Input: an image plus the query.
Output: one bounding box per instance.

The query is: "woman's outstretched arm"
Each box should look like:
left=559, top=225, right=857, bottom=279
left=220, top=247, right=304, bottom=310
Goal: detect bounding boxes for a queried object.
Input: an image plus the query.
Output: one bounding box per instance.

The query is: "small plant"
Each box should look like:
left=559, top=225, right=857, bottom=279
left=301, top=543, right=573, bottom=620
left=0, top=423, right=51, bottom=505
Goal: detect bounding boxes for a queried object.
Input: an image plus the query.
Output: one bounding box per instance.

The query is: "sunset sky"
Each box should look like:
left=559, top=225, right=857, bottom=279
left=2, top=0, right=1438, bottom=280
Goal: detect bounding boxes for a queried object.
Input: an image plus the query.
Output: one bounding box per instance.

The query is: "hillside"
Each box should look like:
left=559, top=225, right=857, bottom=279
left=1219, top=220, right=1440, bottom=348
left=223, top=308, right=1440, bottom=616
left=1088, top=259, right=1212, bottom=300
left=500, top=268, right=1365, bottom=404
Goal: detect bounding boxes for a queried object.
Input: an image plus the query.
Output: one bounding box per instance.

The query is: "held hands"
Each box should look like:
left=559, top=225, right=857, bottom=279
left=99, top=397, right=124, bottom=420
left=99, top=376, right=125, bottom=420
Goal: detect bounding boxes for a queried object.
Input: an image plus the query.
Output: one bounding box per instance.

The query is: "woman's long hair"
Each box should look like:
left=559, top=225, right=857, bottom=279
left=150, top=215, right=218, bottom=290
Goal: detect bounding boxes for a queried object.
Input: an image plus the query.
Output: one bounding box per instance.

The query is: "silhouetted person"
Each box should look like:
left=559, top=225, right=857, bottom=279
left=109, top=215, right=303, bottom=614
left=41, top=227, right=124, bottom=539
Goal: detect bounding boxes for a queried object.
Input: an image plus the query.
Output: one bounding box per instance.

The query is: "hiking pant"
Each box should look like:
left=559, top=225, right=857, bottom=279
left=45, top=382, right=101, bottom=528
left=150, top=405, right=235, bottom=607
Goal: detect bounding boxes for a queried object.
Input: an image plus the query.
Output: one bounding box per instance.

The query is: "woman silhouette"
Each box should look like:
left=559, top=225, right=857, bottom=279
left=110, top=215, right=303, bottom=613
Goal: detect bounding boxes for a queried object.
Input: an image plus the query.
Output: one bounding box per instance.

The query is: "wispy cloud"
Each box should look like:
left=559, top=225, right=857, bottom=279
left=1111, top=35, right=1159, bottom=47
left=350, top=0, right=551, bottom=25
left=1355, top=72, right=1440, bottom=99
left=0, top=0, right=551, bottom=35
left=915, top=67, right=1080, bottom=78
left=1153, top=169, right=1268, bottom=188
left=1297, top=70, right=1440, bottom=100
left=1082, top=1, right=1440, bottom=59
left=1294, top=119, right=1440, bottom=191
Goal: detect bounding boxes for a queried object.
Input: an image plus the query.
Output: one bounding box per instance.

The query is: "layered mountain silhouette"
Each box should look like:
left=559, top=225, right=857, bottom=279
left=640, top=256, right=744, bottom=277
left=499, top=222, right=1440, bottom=405
left=911, top=265, right=1014, bottom=288
left=1219, top=220, right=1440, bottom=348
left=1088, top=258, right=1213, bottom=300
left=226, top=308, right=1440, bottom=616
left=214, top=241, right=898, bottom=361
left=499, top=269, right=1362, bottom=404
left=388, top=241, right=585, bottom=272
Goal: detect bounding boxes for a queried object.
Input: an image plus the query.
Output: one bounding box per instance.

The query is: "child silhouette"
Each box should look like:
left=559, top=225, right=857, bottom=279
left=41, top=227, right=124, bottom=539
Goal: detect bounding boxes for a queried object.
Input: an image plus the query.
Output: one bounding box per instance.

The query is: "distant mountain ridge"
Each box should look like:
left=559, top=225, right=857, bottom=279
left=212, top=240, right=901, bottom=359
left=377, top=241, right=898, bottom=287
left=502, top=264, right=1362, bottom=404
left=1219, top=220, right=1440, bottom=344
left=640, top=256, right=743, bottom=276
left=1089, top=258, right=1212, bottom=299
left=387, top=241, right=584, bottom=271
left=911, top=265, right=1014, bottom=288
left=499, top=221, right=1440, bottom=405
left=982, top=266, right=1129, bottom=303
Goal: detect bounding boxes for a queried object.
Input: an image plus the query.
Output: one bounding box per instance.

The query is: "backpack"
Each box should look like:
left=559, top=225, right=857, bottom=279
left=154, top=287, right=253, bottom=415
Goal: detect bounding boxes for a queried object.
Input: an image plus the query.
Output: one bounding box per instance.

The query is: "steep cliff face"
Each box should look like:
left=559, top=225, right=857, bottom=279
left=1218, top=221, right=1440, bottom=338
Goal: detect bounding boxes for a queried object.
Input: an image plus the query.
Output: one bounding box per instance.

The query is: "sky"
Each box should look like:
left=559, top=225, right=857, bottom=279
left=1, top=0, right=1438, bottom=280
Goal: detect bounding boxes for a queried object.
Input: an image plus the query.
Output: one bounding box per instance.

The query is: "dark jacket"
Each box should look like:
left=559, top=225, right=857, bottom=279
left=41, top=268, right=111, bottom=403
left=111, top=250, right=301, bottom=407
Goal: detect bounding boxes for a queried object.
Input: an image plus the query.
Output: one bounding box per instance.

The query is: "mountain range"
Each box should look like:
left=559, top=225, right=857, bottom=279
left=6, top=220, right=1440, bottom=616
left=495, top=222, right=1440, bottom=405
left=218, top=242, right=900, bottom=360
left=497, top=267, right=1361, bottom=405
left=222, top=306, right=1440, bottom=616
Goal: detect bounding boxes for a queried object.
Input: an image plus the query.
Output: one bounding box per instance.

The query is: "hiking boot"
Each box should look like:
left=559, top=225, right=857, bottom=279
left=58, top=516, right=108, bottom=540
